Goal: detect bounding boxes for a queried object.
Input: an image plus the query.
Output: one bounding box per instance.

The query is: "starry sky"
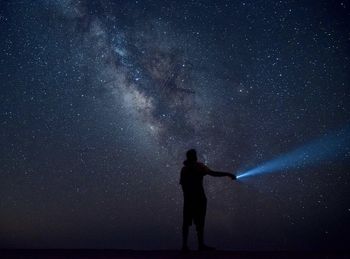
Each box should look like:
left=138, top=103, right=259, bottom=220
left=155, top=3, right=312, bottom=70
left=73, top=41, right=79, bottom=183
left=1, top=0, right=349, bottom=250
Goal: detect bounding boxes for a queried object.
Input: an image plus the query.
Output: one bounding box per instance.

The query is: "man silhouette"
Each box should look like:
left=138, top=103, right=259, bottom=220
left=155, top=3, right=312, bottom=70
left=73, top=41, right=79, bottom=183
left=180, top=149, right=236, bottom=251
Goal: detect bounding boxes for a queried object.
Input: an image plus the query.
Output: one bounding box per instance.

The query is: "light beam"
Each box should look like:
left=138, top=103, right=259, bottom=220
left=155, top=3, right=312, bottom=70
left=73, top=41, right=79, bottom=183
left=237, top=125, right=350, bottom=179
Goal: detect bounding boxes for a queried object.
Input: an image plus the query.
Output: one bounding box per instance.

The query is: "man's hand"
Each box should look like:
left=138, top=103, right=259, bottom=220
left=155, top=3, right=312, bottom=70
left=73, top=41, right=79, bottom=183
left=228, top=173, right=236, bottom=180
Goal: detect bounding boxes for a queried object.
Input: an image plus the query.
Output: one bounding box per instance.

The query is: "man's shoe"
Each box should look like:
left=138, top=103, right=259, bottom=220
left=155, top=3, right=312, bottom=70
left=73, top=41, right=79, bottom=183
left=181, top=245, right=190, bottom=253
left=198, top=244, right=216, bottom=251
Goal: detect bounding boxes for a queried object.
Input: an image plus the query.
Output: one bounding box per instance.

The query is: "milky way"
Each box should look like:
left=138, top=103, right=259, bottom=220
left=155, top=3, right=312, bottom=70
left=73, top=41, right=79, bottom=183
left=1, top=0, right=349, bottom=250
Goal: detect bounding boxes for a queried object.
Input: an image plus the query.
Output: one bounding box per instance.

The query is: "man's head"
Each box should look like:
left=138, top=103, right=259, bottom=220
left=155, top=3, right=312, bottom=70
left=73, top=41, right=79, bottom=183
left=186, top=149, right=197, bottom=162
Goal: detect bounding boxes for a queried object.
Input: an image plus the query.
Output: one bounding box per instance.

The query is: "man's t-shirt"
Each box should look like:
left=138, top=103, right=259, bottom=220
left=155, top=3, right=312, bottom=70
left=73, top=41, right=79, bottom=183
left=180, top=161, right=210, bottom=200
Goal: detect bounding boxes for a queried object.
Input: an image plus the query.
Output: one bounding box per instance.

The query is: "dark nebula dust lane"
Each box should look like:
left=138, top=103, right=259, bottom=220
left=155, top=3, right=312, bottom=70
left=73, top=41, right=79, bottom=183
left=1, top=0, right=350, bottom=250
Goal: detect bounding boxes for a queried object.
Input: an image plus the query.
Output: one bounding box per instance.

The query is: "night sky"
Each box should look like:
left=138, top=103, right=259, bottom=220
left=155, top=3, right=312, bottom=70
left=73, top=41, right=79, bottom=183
left=1, top=0, right=350, bottom=250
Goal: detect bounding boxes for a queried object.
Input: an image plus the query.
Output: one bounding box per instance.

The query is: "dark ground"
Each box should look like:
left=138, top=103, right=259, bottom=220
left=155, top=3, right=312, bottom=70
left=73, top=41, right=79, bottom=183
left=0, top=250, right=349, bottom=259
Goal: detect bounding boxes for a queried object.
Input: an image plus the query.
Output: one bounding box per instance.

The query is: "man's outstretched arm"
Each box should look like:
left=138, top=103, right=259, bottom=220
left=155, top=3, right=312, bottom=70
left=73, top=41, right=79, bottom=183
left=207, top=170, right=236, bottom=180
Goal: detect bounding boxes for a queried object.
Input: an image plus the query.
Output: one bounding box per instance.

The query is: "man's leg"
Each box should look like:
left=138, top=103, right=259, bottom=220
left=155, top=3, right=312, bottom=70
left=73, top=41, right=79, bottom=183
left=196, top=223, right=204, bottom=248
left=182, top=200, right=190, bottom=251
left=196, top=223, right=215, bottom=251
left=196, top=200, right=215, bottom=251
left=182, top=224, right=189, bottom=250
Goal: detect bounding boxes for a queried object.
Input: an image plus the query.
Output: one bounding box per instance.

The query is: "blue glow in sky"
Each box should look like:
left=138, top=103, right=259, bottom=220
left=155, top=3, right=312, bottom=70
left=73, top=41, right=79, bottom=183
left=1, top=0, right=349, bottom=250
